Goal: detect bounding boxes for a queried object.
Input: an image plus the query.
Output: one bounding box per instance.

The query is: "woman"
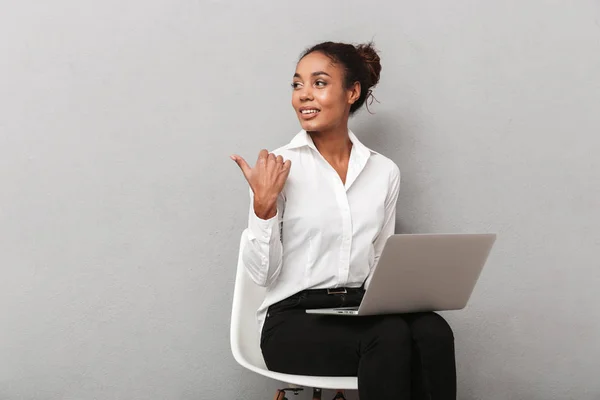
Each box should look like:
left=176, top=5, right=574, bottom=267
left=231, top=41, right=456, bottom=400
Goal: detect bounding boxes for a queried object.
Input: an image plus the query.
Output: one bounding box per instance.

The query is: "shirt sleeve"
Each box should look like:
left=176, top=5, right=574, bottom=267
left=366, top=164, right=401, bottom=288
left=241, top=188, right=285, bottom=287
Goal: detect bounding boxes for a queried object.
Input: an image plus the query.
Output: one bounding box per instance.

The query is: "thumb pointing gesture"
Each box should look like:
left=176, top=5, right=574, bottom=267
left=231, top=150, right=291, bottom=220
left=230, top=154, right=252, bottom=181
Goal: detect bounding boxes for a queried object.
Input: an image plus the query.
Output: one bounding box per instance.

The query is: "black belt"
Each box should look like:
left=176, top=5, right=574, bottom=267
left=267, top=287, right=365, bottom=318
left=299, top=287, right=365, bottom=296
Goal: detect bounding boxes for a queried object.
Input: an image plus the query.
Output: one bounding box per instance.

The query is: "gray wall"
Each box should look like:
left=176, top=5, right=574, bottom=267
left=1, top=0, right=599, bottom=399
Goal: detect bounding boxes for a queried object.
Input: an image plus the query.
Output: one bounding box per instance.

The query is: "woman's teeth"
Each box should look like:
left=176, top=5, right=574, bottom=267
left=301, top=109, right=319, bottom=114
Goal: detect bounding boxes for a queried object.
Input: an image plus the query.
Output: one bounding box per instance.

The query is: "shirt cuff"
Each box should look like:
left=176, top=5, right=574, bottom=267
left=248, top=209, right=279, bottom=244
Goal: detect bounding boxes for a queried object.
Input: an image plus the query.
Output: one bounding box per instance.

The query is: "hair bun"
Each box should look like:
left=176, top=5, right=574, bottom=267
left=356, top=42, right=381, bottom=88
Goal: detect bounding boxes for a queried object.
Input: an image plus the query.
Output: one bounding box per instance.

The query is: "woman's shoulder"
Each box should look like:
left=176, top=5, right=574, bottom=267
left=368, top=151, right=401, bottom=180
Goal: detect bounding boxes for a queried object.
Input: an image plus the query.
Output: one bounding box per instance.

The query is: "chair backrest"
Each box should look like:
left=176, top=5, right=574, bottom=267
left=230, top=231, right=360, bottom=391
left=230, top=230, right=268, bottom=370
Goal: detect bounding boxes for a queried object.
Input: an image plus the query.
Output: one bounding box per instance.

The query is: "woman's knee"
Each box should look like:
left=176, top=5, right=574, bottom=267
left=409, top=312, right=454, bottom=343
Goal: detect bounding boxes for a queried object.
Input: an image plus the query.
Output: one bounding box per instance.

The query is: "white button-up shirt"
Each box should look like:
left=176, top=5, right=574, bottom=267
left=241, top=129, right=401, bottom=333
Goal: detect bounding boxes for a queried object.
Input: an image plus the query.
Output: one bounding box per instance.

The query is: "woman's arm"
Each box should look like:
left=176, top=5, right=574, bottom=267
left=241, top=189, right=285, bottom=287
left=367, top=165, right=401, bottom=287
left=231, top=150, right=291, bottom=287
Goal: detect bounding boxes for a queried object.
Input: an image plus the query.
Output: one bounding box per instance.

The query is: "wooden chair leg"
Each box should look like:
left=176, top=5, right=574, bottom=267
left=273, top=388, right=304, bottom=400
left=274, top=387, right=347, bottom=400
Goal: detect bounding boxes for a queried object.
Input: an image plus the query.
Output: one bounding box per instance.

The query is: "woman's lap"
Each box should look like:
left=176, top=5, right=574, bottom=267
left=261, top=304, right=453, bottom=377
left=261, top=309, right=367, bottom=376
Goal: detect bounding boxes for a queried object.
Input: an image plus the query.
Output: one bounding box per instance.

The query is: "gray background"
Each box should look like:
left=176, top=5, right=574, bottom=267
left=1, top=0, right=599, bottom=399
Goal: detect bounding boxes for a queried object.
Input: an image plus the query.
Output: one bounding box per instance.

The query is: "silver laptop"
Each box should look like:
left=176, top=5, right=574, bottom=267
left=306, top=233, right=496, bottom=316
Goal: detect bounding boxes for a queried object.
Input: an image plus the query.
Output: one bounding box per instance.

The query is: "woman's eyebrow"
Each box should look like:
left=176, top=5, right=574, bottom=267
left=293, top=71, right=332, bottom=79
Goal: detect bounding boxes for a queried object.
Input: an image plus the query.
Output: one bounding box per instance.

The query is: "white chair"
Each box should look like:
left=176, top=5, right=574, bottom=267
left=230, top=232, right=358, bottom=397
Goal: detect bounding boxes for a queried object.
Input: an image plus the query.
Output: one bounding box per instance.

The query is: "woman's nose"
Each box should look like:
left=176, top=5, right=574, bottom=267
left=299, top=86, right=313, bottom=101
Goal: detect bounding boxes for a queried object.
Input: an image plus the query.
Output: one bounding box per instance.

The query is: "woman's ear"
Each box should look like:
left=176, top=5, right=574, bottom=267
left=348, top=81, right=361, bottom=105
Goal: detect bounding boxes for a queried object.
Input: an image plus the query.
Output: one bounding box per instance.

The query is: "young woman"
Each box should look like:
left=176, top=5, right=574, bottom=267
left=231, top=41, right=456, bottom=400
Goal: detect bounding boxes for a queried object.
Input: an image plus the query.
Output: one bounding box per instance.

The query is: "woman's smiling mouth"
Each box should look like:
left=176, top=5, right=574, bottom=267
left=299, top=107, right=321, bottom=119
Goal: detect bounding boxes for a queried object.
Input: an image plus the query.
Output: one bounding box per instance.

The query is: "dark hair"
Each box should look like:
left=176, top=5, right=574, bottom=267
left=300, top=41, right=382, bottom=114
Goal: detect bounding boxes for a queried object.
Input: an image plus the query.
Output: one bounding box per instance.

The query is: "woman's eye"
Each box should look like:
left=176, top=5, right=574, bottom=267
left=291, top=82, right=301, bottom=89
left=315, top=80, right=327, bottom=87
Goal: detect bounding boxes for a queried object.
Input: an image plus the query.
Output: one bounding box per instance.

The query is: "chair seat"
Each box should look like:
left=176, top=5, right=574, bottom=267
left=230, top=231, right=358, bottom=390
left=238, top=358, right=358, bottom=390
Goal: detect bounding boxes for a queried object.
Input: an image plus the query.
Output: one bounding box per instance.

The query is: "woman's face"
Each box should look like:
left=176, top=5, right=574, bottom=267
left=291, top=52, right=360, bottom=133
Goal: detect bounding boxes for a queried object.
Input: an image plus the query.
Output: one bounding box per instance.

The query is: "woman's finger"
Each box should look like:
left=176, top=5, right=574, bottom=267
left=257, top=149, right=269, bottom=165
left=231, top=155, right=252, bottom=180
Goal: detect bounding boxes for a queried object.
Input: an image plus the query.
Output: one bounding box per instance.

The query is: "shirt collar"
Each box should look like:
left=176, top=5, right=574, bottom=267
left=286, top=129, right=376, bottom=160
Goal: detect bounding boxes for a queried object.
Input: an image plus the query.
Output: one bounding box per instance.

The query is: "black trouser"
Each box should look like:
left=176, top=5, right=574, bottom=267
left=261, top=289, right=456, bottom=400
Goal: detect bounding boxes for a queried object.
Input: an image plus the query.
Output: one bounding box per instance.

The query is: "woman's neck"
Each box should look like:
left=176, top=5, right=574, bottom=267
left=308, top=125, right=352, bottom=163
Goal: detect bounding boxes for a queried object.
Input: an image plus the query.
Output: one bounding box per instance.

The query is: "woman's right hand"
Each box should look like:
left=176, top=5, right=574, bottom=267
left=231, top=150, right=291, bottom=220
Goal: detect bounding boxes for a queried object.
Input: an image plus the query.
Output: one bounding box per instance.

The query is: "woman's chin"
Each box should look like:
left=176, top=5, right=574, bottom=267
left=299, top=119, right=324, bottom=132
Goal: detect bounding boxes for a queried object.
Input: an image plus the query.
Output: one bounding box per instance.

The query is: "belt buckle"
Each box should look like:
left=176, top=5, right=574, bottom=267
left=327, top=288, right=347, bottom=295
